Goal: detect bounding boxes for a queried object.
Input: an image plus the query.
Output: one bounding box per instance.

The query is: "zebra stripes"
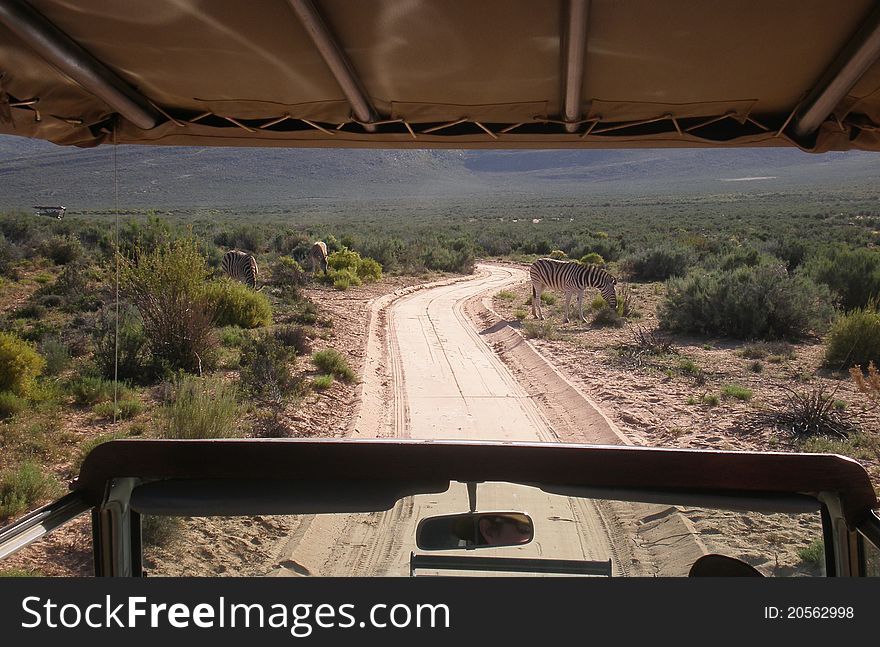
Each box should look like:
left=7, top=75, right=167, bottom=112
left=221, top=249, right=260, bottom=290
left=310, top=241, right=328, bottom=273
left=530, top=258, right=617, bottom=322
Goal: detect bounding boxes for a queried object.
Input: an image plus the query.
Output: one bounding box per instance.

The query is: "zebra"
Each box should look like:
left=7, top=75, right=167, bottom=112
left=221, top=249, right=261, bottom=290
left=310, top=241, right=328, bottom=274
left=530, top=258, right=617, bottom=323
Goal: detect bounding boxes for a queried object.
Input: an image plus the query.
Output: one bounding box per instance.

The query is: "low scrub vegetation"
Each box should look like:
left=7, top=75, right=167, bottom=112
left=239, top=334, right=299, bottom=401
left=659, top=264, right=833, bottom=340
left=624, top=244, right=693, bottom=281
left=760, top=386, right=858, bottom=440
left=0, top=461, right=62, bottom=520
left=0, top=391, right=27, bottom=419
left=161, top=375, right=240, bottom=439
left=0, top=332, right=46, bottom=397
left=205, top=279, right=272, bottom=329
left=824, top=306, right=880, bottom=370
left=122, top=237, right=218, bottom=374
left=312, top=348, right=356, bottom=383
left=721, top=384, right=753, bottom=401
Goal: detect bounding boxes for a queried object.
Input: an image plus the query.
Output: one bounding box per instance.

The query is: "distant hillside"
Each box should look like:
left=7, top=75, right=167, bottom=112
left=2, top=134, right=879, bottom=211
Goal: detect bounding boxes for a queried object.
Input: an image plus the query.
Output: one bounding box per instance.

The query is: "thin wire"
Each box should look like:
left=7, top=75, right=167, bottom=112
left=113, top=122, right=120, bottom=424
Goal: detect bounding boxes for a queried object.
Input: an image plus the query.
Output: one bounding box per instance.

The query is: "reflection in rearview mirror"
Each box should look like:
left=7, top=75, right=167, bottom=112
left=416, top=512, right=534, bottom=550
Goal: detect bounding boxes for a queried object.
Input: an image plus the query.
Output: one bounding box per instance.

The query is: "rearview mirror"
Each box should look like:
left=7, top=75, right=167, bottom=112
left=416, top=512, right=534, bottom=550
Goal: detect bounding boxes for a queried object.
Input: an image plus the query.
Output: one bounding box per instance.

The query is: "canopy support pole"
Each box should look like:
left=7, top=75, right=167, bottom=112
left=0, top=0, right=158, bottom=130
left=561, top=0, right=590, bottom=133
left=286, top=0, right=379, bottom=132
left=792, top=2, right=880, bottom=139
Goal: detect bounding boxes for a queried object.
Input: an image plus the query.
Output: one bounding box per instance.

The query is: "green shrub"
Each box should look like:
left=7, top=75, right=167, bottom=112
left=713, top=247, right=767, bottom=271
left=824, top=307, right=880, bottom=369
left=0, top=391, right=27, bottom=419
left=92, top=306, right=150, bottom=382
left=330, top=268, right=361, bottom=290
left=68, top=375, right=132, bottom=406
left=93, top=398, right=142, bottom=421
left=678, top=358, right=701, bottom=377
left=38, top=294, right=63, bottom=308
left=122, top=238, right=217, bottom=374
left=739, top=341, right=796, bottom=360
left=702, top=393, right=720, bottom=406
left=579, top=253, right=605, bottom=266
left=797, top=540, right=825, bottom=567
left=804, top=245, right=880, bottom=311
left=39, top=235, right=82, bottom=265
left=312, top=348, right=356, bottom=383
left=659, top=264, right=834, bottom=339
left=540, top=292, right=556, bottom=305
left=15, top=303, right=45, bottom=320
left=0, top=462, right=62, bottom=520
left=38, top=337, right=69, bottom=376
left=271, top=256, right=306, bottom=288
left=522, top=320, right=559, bottom=340
left=219, top=326, right=249, bottom=348
left=496, top=291, right=516, bottom=301
left=592, top=306, right=623, bottom=328
left=311, top=374, right=334, bottom=390
left=274, top=325, right=312, bottom=356
left=162, top=375, right=240, bottom=439
left=239, top=334, right=298, bottom=400
left=513, top=309, right=528, bottom=321
left=625, top=245, right=694, bottom=281
left=722, top=384, right=753, bottom=401
left=49, top=260, right=90, bottom=299
left=356, top=257, right=382, bottom=282
left=0, top=332, right=46, bottom=397
left=549, top=249, right=568, bottom=260
left=204, top=279, right=272, bottom=328
left=325, top=248, right=382, bottom=286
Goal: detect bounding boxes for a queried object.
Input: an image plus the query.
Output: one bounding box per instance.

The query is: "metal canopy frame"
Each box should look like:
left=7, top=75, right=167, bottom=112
left=0, top=0, right=159, bottom=129
left=792, top=1, right=880, bottom=139
left=561, top=0, right=590, bottom=133
left=286, top=0, right=380, bottom=132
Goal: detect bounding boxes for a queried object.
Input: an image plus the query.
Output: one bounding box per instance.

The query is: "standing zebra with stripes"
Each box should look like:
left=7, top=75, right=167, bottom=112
left=221, top=249, right=261, bottom=290
left=530, top=258, right=617, bottom=323
left=310, top=241, right=328, bottom=274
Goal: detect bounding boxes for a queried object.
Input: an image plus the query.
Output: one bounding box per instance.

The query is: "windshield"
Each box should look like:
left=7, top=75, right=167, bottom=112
left=131, top=482, right=826, bottom=578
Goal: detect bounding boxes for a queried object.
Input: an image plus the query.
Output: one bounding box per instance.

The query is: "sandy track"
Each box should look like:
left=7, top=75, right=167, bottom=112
left=271, top=264, right=701, bottom=576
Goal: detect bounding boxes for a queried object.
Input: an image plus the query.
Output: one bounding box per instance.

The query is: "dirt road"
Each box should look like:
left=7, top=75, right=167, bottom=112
left=270, top=264, right=700, bottom=576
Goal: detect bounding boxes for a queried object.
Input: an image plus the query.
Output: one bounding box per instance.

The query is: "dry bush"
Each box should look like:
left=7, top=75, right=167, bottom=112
left=122, top=238, right=217, bottom=375
left=759, top=385, right=858, bottom=440
left=851, top=361, right=880, bottom=410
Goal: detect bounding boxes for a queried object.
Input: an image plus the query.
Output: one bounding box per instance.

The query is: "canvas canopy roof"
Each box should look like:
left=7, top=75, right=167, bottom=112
left=2, top=0, right=880, bottom=151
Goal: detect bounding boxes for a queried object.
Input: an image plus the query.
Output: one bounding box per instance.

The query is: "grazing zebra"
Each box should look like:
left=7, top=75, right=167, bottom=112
left=310, top=241, right=328, bottom=273
left=221, top=249, right=261, bottom=290
left=530, top=258, right=617, bottom=323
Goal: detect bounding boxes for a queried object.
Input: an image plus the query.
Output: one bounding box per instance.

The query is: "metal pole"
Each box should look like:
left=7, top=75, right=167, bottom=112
left=286, top=0, right=379, bottom=132
left=0, top=0, right=158, bottom=130
left=562, top=0, right=590, bottom=133
left=792, top=2, right=880, bottom=139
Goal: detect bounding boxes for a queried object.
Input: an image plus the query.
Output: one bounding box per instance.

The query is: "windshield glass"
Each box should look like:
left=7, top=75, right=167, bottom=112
left=130, top=482, right=825, bottom=578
